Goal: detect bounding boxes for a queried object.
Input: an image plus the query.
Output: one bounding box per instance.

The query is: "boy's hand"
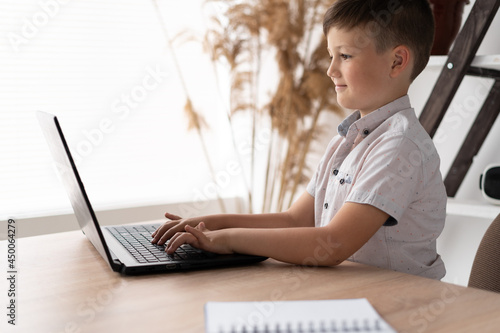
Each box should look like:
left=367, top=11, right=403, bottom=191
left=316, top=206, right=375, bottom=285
left=151, top=213, right=199, bottom=245
left=166, top=222, right=233, bottom=255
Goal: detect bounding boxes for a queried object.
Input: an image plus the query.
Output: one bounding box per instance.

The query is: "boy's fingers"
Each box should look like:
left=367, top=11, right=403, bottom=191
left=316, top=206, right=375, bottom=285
left=151, top=221, right=177, bottom=244
left=195, top=221, right=207, bottom=231
left=152, top=219, right=172, bottom=238
left=164, top=212, right=182, bottom=220
left=165, top=232, right=182, bottom=253
left=166, top=232, right=195, bottom=254
left=151, top=222, right=167, bottom=241
left=157, top=224, right=183, bottom=245
left=185, top=225, right=209, bottom=246
left=152, top=213, right=183, bottom=239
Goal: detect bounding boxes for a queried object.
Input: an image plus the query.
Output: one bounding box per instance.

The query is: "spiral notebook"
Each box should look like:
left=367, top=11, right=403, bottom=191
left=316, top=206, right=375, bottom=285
left=205, top=298, right=396, bottom=333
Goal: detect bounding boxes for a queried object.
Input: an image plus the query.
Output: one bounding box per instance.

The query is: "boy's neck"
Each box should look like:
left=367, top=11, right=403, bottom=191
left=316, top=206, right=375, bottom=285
left=359, top=89, right=409, bottom=118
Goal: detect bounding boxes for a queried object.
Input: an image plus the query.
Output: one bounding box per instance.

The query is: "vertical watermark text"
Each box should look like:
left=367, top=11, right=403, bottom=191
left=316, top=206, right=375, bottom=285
left=5, top=218, right=17, bottom=326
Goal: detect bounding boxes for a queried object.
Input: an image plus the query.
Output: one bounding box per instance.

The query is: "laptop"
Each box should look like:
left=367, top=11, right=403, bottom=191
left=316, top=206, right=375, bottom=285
left=36, top=111, right=267, bottom=275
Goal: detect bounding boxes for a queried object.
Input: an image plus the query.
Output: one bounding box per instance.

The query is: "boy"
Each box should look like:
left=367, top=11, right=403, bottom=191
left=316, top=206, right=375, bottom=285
left=152, top=0, right=446, bottom=280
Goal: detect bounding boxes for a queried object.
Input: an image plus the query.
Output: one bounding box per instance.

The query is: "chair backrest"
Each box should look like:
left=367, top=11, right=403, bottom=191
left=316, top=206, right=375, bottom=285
left=468, top=213, right=500, bottom=293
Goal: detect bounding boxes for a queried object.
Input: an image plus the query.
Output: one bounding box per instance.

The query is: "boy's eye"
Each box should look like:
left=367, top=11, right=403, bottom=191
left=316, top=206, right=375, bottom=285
left=340, top=53, right=351, bottom=60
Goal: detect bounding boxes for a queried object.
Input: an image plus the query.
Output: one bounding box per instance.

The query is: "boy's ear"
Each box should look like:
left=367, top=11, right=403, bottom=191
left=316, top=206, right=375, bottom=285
left=390, top=45, right=411, bottom=78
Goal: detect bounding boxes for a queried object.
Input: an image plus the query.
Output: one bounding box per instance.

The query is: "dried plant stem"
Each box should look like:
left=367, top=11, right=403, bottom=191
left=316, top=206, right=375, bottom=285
left=276, top=140, right=290, bottom=211
left=249, top=98, right=256, bottom=213
left=248, top=40, right=260, bottom=214
left=263, top=131, right=284, bottom=213
left=152, top=0, right=226, bottom=213
left=261, top=129, right=274, bottom=213
left=287, top=101, right=324, bottom=207
left=278, top=0, right=321, bottom=211
left=276, top=90, right=296, bottom=211
left=251, top=38, right=263, bottom=213
left=303, top=0, right=321, bottom=65
left=277, top=132, right=297, bottom=212
left=272, top=136, right=287, bottom=212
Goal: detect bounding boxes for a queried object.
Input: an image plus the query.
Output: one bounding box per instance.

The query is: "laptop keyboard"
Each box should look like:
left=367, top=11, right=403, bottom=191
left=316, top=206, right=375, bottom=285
left=108, top=224, right=209, bottom=264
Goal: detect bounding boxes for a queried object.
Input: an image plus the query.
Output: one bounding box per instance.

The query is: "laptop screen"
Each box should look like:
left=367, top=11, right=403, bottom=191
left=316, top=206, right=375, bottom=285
left=37, top=111, right=114, bottom=266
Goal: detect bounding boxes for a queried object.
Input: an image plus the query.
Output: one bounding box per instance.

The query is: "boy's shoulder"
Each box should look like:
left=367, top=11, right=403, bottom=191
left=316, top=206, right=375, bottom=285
left=380, top=108, right=435, bottom=150
left=373, top=109, right=443, bottom=181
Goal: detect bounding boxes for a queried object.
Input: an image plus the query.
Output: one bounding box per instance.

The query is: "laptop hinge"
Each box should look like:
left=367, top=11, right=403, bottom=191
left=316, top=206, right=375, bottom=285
left=109, top=250, right=123, bottom=272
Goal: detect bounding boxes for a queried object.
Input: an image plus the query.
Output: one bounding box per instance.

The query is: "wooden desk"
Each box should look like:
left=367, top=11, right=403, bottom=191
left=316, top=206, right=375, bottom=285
left=2, top=228, right=500, bottom=333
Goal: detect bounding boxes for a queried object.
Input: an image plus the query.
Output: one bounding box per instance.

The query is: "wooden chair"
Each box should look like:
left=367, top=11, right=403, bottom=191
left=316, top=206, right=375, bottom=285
left=468, top=213, right=500, bottom=293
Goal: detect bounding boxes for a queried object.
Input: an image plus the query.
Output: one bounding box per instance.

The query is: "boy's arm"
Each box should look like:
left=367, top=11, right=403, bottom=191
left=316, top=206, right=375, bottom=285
left=167, top=202, right=389, bottom=266
left=152, top=191, right=315, bottom=245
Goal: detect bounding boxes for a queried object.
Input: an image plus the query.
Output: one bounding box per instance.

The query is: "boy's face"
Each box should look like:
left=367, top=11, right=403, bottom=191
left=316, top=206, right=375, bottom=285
left=326, top=26, right=397, bottom=116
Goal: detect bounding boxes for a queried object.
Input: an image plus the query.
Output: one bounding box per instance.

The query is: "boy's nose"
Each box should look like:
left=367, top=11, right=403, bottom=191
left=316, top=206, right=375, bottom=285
left=327, top=61, right=339, bottom=78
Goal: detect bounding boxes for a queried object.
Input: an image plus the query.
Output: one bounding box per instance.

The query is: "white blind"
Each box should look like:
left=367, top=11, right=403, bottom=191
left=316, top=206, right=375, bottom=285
left=0, top=0, right=242, bottom=219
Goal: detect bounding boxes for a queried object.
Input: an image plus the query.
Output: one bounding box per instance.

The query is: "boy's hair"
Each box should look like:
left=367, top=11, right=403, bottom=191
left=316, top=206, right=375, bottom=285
left=323, top=0, right=434, bottom=81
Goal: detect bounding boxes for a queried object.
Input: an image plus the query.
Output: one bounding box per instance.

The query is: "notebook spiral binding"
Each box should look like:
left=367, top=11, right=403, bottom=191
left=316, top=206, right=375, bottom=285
left=221, top=318, right=384, bottom=333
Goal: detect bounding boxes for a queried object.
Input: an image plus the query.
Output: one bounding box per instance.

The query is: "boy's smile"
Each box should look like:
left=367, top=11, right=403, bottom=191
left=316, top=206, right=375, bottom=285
left=326, top=26, right=407, bottom=117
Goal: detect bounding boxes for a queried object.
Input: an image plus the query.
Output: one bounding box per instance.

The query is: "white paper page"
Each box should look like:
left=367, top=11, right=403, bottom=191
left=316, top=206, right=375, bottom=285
left=205, top=298, right=397, bottom=333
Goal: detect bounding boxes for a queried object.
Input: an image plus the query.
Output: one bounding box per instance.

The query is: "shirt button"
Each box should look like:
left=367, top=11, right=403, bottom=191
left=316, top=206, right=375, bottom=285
left=363, top=129, right=370, bottom=136
left=333, top=169, right=339, bottom=176
left=324, top=203, right=328, bottom=209
left=339, top=178, right=345, bottom=185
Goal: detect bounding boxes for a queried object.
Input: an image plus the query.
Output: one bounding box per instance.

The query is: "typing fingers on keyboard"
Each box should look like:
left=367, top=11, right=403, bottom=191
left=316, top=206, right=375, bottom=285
left=157, top=223, right=187, bottom=245
left=151, top=213, right=182, bottom=238
left=151, top=223, right=164, bottom=238
left=166, top=231, right=197, bottom=254
left=151, top=221, right=180, bottom=245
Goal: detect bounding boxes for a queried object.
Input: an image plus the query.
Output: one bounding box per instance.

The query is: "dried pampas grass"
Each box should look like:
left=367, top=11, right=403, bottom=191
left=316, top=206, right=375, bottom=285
left=154, top=0, right=343, bottom=213
left=204, top=0, right=342, bottom=212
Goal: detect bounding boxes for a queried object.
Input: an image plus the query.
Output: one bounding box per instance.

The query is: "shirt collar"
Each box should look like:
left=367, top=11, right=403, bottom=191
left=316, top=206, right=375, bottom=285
left=337, top=95, right=411, bottom=137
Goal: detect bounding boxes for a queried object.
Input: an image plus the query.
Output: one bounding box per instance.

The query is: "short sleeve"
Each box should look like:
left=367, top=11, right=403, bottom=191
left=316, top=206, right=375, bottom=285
left=346, top=134, right=424, bottom=223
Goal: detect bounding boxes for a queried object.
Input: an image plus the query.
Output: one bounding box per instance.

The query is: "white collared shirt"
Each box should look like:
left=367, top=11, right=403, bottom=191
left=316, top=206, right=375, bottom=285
left=307, top=95, right=446, bottom=279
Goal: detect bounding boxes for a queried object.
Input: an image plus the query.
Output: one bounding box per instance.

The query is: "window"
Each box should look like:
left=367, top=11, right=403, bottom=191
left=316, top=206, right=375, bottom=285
left=0, top=0, right=243, bottom=219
